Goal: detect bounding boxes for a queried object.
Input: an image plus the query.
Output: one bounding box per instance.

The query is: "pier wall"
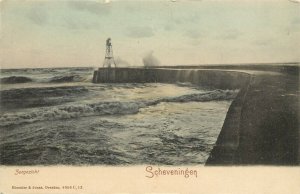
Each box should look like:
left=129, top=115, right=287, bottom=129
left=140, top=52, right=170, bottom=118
left=92, top=68, right=250, bottom=89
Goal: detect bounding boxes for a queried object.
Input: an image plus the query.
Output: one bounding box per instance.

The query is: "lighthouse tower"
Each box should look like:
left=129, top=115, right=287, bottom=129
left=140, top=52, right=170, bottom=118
left=103, top=38, right=116, bottom=68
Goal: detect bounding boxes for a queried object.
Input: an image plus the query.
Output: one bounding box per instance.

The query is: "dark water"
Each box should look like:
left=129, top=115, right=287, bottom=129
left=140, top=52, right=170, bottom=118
left=0, top=67, right=237, bottom=165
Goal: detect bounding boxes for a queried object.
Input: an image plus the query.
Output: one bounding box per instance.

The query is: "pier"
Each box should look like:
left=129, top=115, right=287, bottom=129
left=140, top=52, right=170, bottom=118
left=93, top=64, right=299, bottom=165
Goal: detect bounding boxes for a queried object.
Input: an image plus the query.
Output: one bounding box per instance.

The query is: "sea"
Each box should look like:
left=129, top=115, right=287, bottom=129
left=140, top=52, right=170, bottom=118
left=0, top=67, right=238, bottom=165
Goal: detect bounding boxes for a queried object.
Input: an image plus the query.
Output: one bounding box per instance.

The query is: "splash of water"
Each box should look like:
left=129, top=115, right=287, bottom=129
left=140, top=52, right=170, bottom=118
left=143, top=51, right=161, bottom=67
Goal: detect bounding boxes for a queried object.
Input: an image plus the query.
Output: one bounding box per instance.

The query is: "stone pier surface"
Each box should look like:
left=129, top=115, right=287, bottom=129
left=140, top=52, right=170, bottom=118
left=93, top=64, right=299, bottom=165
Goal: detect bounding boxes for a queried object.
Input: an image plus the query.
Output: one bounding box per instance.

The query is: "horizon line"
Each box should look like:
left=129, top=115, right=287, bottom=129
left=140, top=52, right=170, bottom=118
left=1, top=61, right=300, bottom=70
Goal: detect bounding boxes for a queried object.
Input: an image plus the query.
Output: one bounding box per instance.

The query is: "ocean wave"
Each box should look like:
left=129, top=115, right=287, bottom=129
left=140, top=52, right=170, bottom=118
left=0, top=86, right=89, bottom=110
left=1, top=67, right=93, bottom=74
left=49, top=75, right=87, bottom=83
left=0, top=89, right=238, bottom=127
left=1, top=86, right=88, bottom=100
left=0, top=102, right=143, bottom=127
left=1, top=67, right=93, bottom=84
left=1, top=76, right=33, bottom=84
left=0, top=74, right=91, bottom=84
left=161, top=89, right=238, bottom=103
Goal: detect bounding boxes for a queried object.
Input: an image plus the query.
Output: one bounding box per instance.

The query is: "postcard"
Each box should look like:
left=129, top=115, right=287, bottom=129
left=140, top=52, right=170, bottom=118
left=0, top=0, right=299, bottom=193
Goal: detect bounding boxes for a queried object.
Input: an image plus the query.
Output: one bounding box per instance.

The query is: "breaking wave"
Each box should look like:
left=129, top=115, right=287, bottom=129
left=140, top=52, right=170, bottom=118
left=0, top=102, right=142, bottom=127
left=0, top=75, right=91, bottom=84
left=162, top=89, right=237, bottom=102
left=1, top=76, right=33, bottom=84
left=1, top=86, right=88, bottom=100
left=0, top=89, right=238, bottom=127
left=0, top=86, right=89, bottom=110
left=1, top=67, right=93, bottom=84
left=49, top=75, right=88, bottom=83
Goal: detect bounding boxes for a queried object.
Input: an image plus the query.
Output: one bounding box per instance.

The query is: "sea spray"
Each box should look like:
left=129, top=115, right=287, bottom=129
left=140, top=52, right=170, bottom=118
left=143, top=51, right=161, bottom=67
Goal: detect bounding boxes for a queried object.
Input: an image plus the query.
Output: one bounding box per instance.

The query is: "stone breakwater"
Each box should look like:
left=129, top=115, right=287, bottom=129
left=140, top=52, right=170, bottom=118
left=93, top=64, right=299, bottom=165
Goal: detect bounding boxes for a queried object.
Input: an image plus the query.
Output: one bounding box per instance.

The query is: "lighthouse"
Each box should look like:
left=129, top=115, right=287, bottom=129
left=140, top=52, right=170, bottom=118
left=103, top=38, right=116, bottom=68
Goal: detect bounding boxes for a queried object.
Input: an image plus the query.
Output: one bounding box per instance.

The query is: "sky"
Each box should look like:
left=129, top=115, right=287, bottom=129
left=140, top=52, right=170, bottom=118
left=0, top=0, right=299, bottom=68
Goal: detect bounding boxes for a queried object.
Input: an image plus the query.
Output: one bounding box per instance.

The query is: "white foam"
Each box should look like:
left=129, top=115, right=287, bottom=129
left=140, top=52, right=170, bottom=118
left=0, top=89, right=238, bottom=127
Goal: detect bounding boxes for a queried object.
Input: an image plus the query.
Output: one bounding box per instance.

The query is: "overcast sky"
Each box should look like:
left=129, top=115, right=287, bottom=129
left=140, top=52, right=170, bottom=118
left=0, top=0, right=299, bottom=68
